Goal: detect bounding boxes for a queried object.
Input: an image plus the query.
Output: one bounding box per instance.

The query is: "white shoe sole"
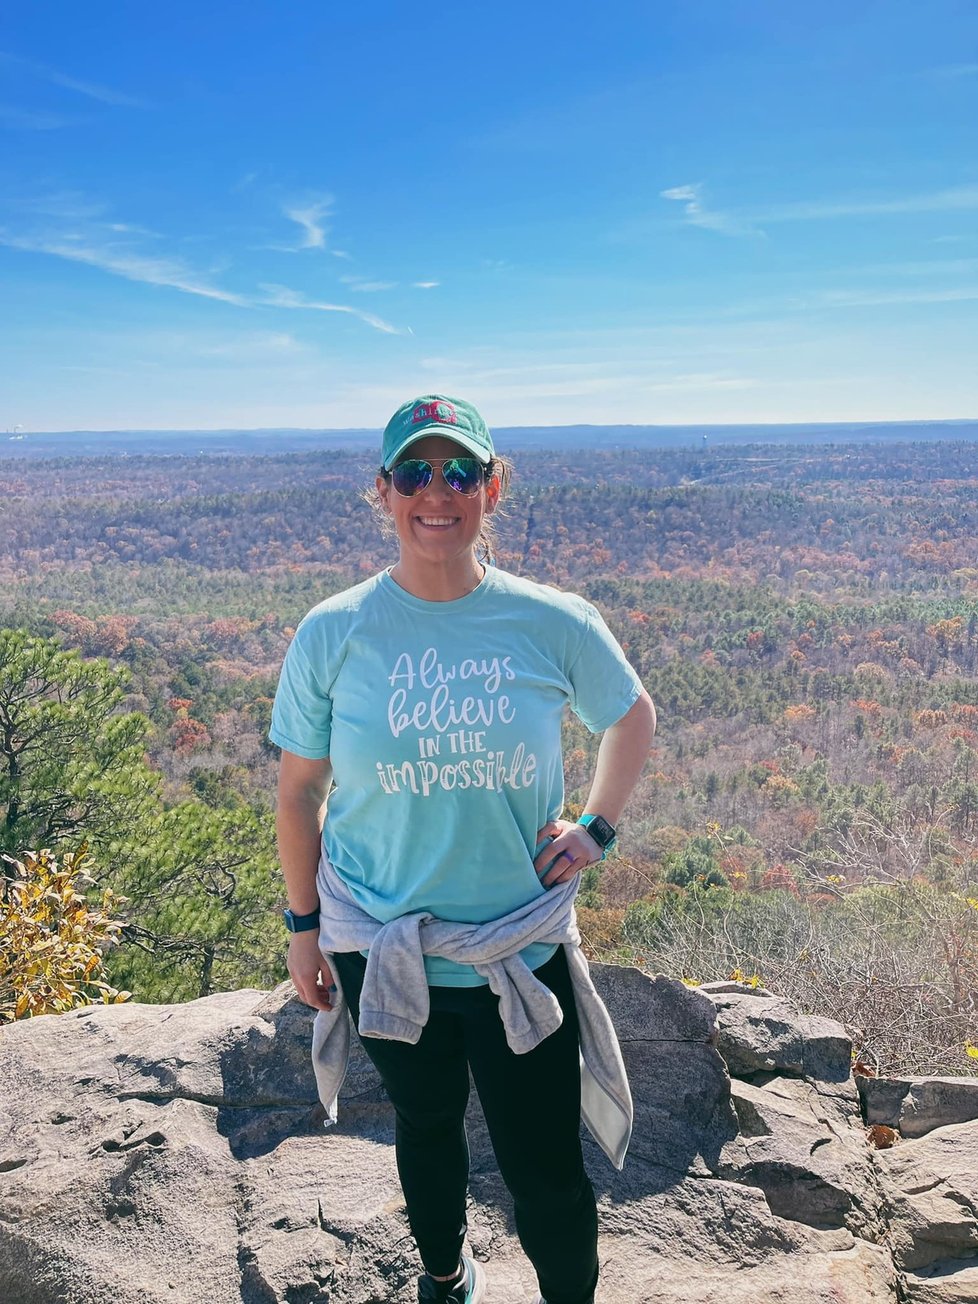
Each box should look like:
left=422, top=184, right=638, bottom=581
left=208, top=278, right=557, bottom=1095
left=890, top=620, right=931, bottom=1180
left=462, top=1255, right=487, bottom=1303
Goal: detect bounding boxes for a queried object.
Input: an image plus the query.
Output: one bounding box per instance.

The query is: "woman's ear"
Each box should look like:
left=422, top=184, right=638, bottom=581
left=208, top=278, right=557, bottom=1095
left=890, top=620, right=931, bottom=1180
left=376, top=474, right=392, bottom=512
left=485, top=473, right=501, bottom=513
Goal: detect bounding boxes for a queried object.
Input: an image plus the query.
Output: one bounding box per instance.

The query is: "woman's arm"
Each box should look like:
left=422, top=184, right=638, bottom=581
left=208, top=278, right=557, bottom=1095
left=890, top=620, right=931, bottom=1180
left=536, top=687, right=657, bottom=886
left=277, top=749, right=336, bottom=1010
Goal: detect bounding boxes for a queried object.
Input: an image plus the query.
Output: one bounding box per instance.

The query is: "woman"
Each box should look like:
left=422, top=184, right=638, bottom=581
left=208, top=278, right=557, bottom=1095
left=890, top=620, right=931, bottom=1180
left=271, top=394, right=656, bottom=1304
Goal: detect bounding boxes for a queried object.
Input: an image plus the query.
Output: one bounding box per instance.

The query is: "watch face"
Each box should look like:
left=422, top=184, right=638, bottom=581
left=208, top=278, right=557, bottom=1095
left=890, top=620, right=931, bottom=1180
left=584, top=815, right=616, bottom=847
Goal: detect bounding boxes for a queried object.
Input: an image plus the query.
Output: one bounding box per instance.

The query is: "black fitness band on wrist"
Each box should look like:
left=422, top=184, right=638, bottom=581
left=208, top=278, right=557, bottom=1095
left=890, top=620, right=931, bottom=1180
left=283, top=906, right=321, bottom=933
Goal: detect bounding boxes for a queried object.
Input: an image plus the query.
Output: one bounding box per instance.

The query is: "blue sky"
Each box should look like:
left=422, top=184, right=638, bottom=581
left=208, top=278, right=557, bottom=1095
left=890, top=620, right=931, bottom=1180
left=2, top=1, right=976, bottom=432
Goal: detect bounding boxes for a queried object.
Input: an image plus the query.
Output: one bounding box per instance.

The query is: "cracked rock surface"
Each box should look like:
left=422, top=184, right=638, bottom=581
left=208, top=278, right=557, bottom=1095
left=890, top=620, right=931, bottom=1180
left=0, top=967, right=974, bottom=1301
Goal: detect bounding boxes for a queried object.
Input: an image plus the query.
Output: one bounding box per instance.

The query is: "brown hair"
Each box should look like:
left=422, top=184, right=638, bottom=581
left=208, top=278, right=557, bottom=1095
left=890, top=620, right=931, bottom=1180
left=365, top=454, right=514, bottom=565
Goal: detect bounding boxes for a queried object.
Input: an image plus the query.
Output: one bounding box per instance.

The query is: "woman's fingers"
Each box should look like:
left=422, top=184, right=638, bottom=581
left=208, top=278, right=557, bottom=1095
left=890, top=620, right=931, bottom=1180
left=287, top=936, right=337, bottom=1010
left=540, top=847, right=579, bottom=887
left=536, top=821, right=603, bottom=886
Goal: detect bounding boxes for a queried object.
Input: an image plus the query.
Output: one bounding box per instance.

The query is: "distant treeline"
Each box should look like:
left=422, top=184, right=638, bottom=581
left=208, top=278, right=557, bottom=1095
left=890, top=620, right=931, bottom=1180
left=4, top=442, right=978, bottom=594
left=2, top=418, right=977, bottom=459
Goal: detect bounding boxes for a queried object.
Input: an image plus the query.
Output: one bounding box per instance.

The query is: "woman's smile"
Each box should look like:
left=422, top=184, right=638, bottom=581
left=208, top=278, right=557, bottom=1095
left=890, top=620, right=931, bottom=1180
left=416, top=514, right=460, bottom=529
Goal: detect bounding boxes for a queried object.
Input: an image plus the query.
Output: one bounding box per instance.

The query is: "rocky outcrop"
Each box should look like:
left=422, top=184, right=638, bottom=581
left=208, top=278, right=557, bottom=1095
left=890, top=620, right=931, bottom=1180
left=0, top=966, right=975, bottom=1302
left=859, top=1076, right=978, bottom=1140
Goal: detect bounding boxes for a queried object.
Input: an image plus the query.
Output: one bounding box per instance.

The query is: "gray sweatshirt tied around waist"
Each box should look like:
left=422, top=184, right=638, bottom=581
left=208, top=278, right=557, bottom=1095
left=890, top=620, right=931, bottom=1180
left=310, top=853, right=634, bottom=1170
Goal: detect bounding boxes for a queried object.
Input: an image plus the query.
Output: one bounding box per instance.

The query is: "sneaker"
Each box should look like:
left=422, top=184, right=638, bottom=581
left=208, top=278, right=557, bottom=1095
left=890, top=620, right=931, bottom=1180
left=417, top=1254, right=487, bottom=1303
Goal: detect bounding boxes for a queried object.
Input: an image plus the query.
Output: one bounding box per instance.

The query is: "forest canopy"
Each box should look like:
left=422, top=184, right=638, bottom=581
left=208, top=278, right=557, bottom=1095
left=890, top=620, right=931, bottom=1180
left=3, top=437, right=978, bottom=1074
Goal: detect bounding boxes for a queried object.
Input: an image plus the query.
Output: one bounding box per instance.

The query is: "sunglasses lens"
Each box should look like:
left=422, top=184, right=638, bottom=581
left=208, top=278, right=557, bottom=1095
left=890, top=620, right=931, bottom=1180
left=443, top=458, right=484, bottom=495
left=391, top=460, right=432, bottom=496
left=390, top=457, right=486, bottom=496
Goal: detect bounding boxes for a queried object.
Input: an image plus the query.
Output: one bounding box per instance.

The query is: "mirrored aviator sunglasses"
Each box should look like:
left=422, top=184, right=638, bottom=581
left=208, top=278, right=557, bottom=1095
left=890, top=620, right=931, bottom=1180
left=390, top=456, right=486, bottom=498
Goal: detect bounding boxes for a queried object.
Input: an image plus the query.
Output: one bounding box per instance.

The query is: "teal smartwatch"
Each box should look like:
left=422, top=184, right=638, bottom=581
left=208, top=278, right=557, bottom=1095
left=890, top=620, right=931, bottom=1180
left=283, top=906, right=320, bottom=933
left=577, top=813, right=617, bottom=860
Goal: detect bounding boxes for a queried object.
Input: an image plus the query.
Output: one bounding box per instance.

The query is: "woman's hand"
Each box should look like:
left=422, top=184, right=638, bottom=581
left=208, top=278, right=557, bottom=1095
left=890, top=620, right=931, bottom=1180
left=287, top=931, right=337, bottom=1011
left=533, top=818, right=604, bottom=888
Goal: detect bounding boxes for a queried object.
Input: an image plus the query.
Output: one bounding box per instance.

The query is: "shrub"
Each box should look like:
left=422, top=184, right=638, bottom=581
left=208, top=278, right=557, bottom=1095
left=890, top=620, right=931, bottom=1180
left=0, top=847, right=131, bottom=1021
left=605, top=880, right=978, bottom=1077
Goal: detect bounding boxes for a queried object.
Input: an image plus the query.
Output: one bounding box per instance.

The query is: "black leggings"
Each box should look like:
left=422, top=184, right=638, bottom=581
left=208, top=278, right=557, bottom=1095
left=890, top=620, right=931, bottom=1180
left=331, top=946, right=599, bottom=1304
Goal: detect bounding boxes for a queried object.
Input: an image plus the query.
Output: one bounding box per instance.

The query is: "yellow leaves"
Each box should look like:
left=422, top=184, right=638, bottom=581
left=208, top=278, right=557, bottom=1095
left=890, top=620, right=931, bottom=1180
left=0, top=847, right=131, bottom=1022
left=729, top=967, right=765, bottom=989
left=783, top=704, right=816, bottom=722
left=965, top=1043, right=978, bottom=1061
left=760, top=774, right=801, bottom=806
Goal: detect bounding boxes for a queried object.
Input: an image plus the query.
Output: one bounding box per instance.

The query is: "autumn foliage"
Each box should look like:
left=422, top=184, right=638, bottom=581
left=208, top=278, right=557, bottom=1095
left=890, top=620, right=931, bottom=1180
left=0, top=847, right=131, bottom=1022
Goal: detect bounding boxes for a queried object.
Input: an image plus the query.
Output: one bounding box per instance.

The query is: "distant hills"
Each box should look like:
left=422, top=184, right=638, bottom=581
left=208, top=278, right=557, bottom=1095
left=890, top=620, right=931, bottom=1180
left=2, top=418, right=977, bottom=459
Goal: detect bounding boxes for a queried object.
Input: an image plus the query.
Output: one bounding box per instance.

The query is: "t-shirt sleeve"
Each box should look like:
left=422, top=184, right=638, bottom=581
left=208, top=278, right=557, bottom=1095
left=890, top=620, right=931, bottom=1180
left=566, top=600, right=644, bottom=732
left=269, top=631, right=333, bottom=759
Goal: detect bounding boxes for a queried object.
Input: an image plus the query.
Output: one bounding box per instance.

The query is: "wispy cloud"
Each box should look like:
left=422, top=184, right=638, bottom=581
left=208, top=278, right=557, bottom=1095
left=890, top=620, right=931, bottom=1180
left=413, top=281, right=440, bottom=289
left=0, top=51, right=145, bottom=107
left=282, top=197, right=333, bottom=250
left=660, top=184, right=762, bottom=237
left=196, top=332, right=306, bottom=359
left=0, top=229, right=246, bottom=304
left=340, top=275, right=397, bottom=292
left=259, top=283, right=403, bottom=334
left=803, top=285, right=978, bottom=309
left=13, top=190, right=109, bottom=221
left=756, top=184, right=978, bottom=222
left=660, top=182, right=978, bottom=238
left=852, top=257, right=978, bottom=277
left=105, top=221, right=162, bottom=238
left=0, top=104, right=81, bottom=130
left=418, top=352, right=755, bottom=398
left=920, top=62, right=978, bottom=80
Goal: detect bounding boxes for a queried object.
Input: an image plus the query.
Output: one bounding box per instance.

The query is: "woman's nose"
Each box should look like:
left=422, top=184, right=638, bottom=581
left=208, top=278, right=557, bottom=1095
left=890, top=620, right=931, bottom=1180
left=424, top=467, right=455, bottom=498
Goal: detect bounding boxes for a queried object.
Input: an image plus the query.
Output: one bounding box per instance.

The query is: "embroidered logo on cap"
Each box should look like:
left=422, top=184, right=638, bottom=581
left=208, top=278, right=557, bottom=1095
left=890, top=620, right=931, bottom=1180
left=412, top=400, right=458, bottom=426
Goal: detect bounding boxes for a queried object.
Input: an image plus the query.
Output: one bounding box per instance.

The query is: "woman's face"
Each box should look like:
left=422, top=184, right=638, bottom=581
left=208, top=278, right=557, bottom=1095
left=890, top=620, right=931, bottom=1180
left=376, top=434, right=499, bottom=571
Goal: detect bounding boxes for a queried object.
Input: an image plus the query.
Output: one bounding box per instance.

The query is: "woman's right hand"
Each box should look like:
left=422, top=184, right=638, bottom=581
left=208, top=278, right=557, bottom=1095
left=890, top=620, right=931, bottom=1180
left=287, top=931, right=337, bottom=1011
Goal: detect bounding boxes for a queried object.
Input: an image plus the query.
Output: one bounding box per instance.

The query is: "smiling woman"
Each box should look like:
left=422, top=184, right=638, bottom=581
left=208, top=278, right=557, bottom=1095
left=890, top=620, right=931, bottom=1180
left=270, top=392, right=657, bottom=1304
left=365, top=407, right=514, bottom=593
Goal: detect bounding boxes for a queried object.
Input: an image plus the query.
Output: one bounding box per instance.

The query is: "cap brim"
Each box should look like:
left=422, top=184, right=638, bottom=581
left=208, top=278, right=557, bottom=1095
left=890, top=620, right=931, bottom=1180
left=383, top=426, right=492, bottom=470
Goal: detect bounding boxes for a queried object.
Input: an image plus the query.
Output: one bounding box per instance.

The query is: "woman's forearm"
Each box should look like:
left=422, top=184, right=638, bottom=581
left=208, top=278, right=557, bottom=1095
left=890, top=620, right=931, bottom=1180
left=276, top=752, right=332, bottom=913
left=582, top=689, right=657, bottom=825
left=276, top=790, right=328, bottom=914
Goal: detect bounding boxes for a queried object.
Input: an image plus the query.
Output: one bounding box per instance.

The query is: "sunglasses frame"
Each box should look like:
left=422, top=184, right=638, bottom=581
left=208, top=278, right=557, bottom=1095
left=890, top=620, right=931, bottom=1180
left=388, top=456, right=488, bottom=498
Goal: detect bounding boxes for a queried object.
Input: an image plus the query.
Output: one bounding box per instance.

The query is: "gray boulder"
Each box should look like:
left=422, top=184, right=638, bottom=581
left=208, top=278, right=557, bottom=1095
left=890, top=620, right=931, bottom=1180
left=706, top=987, right=853, bottom=1082
left=718, top=1075, right=885, bottom=1239
left=899, top=1260, right=978, bottom=1304
left=0, top=963, right=964, bottom=1304
left=859, top=1076, right=978, bottom=1139
left=872, top=1119, right=978, bottom=1272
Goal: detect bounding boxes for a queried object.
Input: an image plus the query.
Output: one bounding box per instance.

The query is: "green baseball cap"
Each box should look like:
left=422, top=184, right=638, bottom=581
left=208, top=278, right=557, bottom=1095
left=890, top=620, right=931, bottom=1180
left=381, top=394, right=495, bottom=470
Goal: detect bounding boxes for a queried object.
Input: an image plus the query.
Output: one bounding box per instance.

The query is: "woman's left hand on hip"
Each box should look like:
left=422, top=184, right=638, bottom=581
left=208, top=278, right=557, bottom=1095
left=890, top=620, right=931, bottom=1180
left=533, top=818, right=603, bottom=887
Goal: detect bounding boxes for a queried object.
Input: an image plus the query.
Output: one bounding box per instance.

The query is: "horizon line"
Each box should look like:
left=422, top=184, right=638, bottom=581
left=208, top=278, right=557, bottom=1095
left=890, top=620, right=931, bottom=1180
left=7, top=415, right=978, bottom=438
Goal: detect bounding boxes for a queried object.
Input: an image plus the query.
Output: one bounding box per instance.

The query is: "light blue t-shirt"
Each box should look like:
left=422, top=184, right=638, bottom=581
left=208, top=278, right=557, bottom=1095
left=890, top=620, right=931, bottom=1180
left=269, top=566, right=644, bottom=985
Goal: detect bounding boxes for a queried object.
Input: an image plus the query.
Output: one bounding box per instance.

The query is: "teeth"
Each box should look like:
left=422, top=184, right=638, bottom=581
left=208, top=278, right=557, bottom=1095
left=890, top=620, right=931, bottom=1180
left=419, top=517, right=456, bottom=525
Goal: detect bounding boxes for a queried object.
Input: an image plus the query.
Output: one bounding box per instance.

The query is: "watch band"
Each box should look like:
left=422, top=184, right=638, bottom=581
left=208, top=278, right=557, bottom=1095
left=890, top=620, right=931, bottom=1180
left=283, top=906, right=321, bottom=933
left=577, top=813, right=617, bottom=857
